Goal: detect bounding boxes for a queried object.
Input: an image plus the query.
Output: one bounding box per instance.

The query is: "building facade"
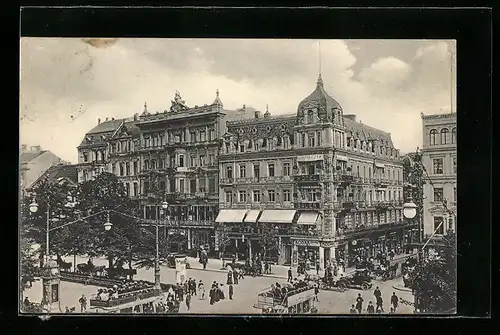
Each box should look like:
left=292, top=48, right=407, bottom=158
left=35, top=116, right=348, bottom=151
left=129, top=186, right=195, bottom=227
left=217, top=75, right=406, bottom=268
left=21, top=145, right=66, bottom=192
left=421, top=112, right=457, bottom=240
left=135, top=91, right=253, bottom=254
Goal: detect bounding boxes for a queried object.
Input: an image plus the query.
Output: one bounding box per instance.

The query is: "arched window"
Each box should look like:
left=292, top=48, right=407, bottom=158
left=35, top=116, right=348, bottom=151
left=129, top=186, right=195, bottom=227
left=429, top=129, right=438, bottom=145
left=451, top=127, right=456, bottom=144
left=440, top=128, right=449, bottom=144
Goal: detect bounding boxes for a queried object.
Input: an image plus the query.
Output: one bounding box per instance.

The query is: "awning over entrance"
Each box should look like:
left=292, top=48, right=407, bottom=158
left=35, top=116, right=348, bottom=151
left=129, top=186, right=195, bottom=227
left=258, top=210, right=296, bottom=224
left=244, top=210, right=261, bottom=223
left=215, top=209, right=248, bottom=223
left=297, top=212, right=319, bottom=225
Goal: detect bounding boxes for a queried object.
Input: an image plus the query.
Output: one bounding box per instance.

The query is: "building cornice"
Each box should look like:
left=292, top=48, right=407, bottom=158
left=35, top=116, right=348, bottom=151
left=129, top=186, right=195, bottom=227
left=421, top=112, right=457, bottom=120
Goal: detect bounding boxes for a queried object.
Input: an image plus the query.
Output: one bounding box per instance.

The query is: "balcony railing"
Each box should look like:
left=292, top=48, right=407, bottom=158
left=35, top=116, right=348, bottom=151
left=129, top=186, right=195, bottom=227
left=293, top=174, right=321, bottom=182
left=294, top=201, right=321, bottom=209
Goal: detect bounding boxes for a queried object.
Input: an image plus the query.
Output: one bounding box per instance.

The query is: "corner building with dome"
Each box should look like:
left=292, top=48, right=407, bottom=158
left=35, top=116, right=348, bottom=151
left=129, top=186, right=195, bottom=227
left=217, top=75, right=406, bottom=269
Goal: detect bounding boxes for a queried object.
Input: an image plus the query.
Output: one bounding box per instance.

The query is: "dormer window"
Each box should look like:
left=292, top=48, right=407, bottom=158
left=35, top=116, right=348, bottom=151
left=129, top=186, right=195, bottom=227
left=307, top=110, right=315, bottom=123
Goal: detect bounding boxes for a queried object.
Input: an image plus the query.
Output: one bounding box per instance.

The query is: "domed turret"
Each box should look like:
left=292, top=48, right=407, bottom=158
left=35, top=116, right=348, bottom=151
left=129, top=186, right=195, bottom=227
left=297, top=75, right=342, bottom=124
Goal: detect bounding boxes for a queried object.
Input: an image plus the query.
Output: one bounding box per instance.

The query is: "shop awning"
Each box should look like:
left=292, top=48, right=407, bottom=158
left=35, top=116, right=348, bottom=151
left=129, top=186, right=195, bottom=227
left=336, top=155, right=349, bottom=162
left=215, top=209, right=248, bottom=223
left=297, top=212, right=319, bottom=225
left=375, top=163, right=385, bottom=168
left=244, top=210, right=261, bottom=223
left=258, top=210, right=296, bottom=224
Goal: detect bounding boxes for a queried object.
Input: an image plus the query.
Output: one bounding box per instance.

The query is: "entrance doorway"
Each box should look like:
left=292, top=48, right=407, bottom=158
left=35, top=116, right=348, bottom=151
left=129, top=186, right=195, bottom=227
left=324, top=248, right=331, bottom=268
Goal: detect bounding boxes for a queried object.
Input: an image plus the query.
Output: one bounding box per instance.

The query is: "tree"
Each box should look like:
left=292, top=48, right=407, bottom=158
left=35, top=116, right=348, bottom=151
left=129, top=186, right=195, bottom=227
left=257, top=223, right=279, bottom=262
left=216, top=224, right=231, bottom=268
left=409, top=232, right=457, bottom=313
left=21, top=179, right=78, bottom=267
left=75, top=172, right=148, bottom=269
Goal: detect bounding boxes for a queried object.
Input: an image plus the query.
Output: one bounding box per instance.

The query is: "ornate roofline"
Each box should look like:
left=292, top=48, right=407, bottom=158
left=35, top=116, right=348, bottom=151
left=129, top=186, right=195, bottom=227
left=421, top=112, right=457, bottom=120
left=228, top=113, right=296, bottom=126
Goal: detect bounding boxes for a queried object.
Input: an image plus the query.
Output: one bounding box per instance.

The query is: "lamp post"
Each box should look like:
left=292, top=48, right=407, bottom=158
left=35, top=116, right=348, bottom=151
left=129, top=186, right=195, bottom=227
left=153, top=201, right=169, bottom=292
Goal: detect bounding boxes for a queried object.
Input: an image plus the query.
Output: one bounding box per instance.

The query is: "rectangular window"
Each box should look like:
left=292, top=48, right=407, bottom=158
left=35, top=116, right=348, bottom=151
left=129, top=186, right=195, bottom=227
left=433, top=158, right=444, bottom=174
left=226, top=166, right=233, bottom=179
left=119, top=164, right=124, bottom=176
left=111, top=163, right=116, bottom=175
left=208, top=177, right=216, bottom=194
left=302, top=133, right=306, bottom=147
left=124, top=183, right=130, bottom=197
left=190, top=131, right=196, bottom=143
left=179, top=179, right=184, bottom=193
left=239, top=164, right=246, bottom=178
left=191, top=156, right=196, bottom=167
left=268, top=163, right=275, bottom=177
left=433, top=217, right=444, bottom=234
left=283, top=189, right=291, bottom=202
left=159, top=181, right=165, bottom=192
left=317, top=131, right=322, bottom=146
left=433, top=187, right=444, bottom=202
left=199, top=178, right=206, bottom=193
left=144, top=181, right=150, bottom=194
left=239, top=190, right=247, bottom=202
left=283, top=162, right=291, bottom=176
left=83, top=152, right=88, bottom=162
left=253, top=190, right=261, bottom=202
left=179, top=154, right=184, bottom=167
left=239, top=144, right=245, bottom=153
left=133, top=183, right=138, bottom=196
left=169, top=179, right=175, bottom=193
left=253, top=164, right=260, bottom=178
left=199, top=155, right=205, bottom=166
left=283, top=137, right=289, bottom=149
left=226, top=191, right=232, bottom=203
left=308, top=133, right=315, bottom=147
left=268, top=190, right=276, bottom=202
left=209, top=154, right=215, bottom=166
left=200, top=130, right=206, bottom=142
left=452, top=157, right=457, bottom=174
left=190, top=179, right=196, bottom=194
left=126, top=163, right=130, bottom=176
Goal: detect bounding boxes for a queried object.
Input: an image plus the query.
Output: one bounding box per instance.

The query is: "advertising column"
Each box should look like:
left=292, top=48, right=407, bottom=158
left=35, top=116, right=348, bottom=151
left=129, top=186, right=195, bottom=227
left=175, top=257, right=187, bottom=284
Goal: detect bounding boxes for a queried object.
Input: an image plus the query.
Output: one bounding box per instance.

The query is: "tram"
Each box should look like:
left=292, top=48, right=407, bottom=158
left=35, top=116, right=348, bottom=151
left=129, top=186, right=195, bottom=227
left=89, top=289, right=167, bottom=314
left=253, top=287, right=318, bottom=315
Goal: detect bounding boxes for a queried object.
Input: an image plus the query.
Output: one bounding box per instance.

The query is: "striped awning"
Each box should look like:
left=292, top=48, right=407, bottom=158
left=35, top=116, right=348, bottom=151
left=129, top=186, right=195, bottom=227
left=244, top=210, right=261, bottom=223
left=258, top=210, right=296, bottom=224
left=297, top=212, right=319, bottom=225
left=215, top=209, right=248, bottom=223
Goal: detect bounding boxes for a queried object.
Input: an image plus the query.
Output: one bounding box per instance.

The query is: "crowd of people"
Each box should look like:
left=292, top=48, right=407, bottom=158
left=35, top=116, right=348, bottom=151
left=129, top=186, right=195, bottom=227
left=349, top=286, right=400, bottom=314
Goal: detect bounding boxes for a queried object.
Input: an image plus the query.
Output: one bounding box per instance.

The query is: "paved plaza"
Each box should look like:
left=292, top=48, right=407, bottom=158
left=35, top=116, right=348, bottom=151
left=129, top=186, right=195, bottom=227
left=23, top=255, right=414, bottom=314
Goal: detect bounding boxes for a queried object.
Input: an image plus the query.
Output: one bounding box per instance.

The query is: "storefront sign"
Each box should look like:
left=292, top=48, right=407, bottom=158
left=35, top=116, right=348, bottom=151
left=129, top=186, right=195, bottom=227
left=294, top=239, right=319, bottom=247
left=319, top=241, right=335, bottom=248
left=297, top=154, right=323, bottom=162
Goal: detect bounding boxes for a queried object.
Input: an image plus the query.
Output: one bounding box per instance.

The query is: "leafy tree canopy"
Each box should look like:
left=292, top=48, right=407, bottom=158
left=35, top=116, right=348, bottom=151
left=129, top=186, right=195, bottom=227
left=409, top=233, right=457, bottom=313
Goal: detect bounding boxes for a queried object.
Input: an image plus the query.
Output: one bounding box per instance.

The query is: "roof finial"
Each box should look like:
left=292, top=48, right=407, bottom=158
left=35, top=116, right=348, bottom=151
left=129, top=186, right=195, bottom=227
left=143, top=101, right=148, bottom=114
left=317, top=41, right=323, bottom=87
left=213, top=88, right=222, bottom=105
left=266, top=104, right=269, bottom=113
left=216, top=88, right=219, bottom=98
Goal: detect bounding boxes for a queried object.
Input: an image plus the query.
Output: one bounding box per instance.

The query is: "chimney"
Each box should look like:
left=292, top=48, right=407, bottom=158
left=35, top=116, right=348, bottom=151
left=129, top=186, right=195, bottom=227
left=30, top=145, right=41, bottom=152
left=21, top=144, right=28, bottom=152
left=134, top=113, right=139, bottom=121
left=98, top=118, right=101, bottom=124
left=255, top=110, right=261, bottom=119
left=105, top=117, right=109, bottom=122
left=243, top=104, right=246, bottom=110
left=344, top=114, right=356, bottom=122
left=111, top=117, right=115, bottom=121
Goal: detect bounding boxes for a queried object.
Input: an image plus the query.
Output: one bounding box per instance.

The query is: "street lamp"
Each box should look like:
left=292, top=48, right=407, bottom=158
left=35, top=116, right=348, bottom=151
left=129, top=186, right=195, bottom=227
left=152, top=201, right=169, bottom=292
left=403, top=196, right=417, bottom=219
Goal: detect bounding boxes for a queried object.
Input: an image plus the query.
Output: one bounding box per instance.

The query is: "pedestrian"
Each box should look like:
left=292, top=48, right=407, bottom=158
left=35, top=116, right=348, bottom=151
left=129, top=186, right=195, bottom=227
left=316, top=261, right=320, bottom=275
left=355, top=293, right=364, bottom=314
left=373, top=286, right=382, bottom=301
left=185, top=292, right=191, bottom=311
left=376, top=296, right=384, bottom=313
left=198, top=280, right=205, bottom=300
left=391, top=292, right=399, bottom=311
left=219, top=284, right=225, bottom=300
left=229, top=284, right=234, bottom=300
left=366, top=301, right=375, bottom=314
left=79, top=294, right=87, bottom=313
left=389, top=307, right=395, bottom=314
left=314, top=284, right=319, bottom=302
left=264, top=261, right=269, bottom=274
left=287, top=267, right=293, bottom=283
left=65, top=306, right=70, bottom=313
left=227, top=271, right=233, bottom=285
left=233, top=268, right=239, bottom=284
left=349, top=304, right=357, bottom=314
left=209, top=287, right=215, bottom=305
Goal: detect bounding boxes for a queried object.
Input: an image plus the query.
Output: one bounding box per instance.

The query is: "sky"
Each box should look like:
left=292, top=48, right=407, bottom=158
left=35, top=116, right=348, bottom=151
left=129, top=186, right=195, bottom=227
left=20, top=38, right=456, bottom=164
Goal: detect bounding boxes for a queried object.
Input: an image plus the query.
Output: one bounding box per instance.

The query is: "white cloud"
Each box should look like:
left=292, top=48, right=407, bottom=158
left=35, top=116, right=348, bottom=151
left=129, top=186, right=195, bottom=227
left=20, top=38, right=455, bottom=163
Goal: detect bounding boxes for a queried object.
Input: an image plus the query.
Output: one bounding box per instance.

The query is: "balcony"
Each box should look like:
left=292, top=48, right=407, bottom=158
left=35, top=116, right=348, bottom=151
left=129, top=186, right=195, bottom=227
left=221, top=178, right=236, bottom=185
left=294, top=201, right=321, bottom=210
left=293, top=174, right=321, bottom=183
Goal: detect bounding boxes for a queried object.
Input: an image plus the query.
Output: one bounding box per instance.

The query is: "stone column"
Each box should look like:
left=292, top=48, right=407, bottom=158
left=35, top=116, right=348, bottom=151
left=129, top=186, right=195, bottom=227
left=187, top=229, right=192, bottom=250
left=319, top=246, right=325, bottom=270
left=235, top=239, right=239, bottom=261
left=248, top=239, right=252, bottom=261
